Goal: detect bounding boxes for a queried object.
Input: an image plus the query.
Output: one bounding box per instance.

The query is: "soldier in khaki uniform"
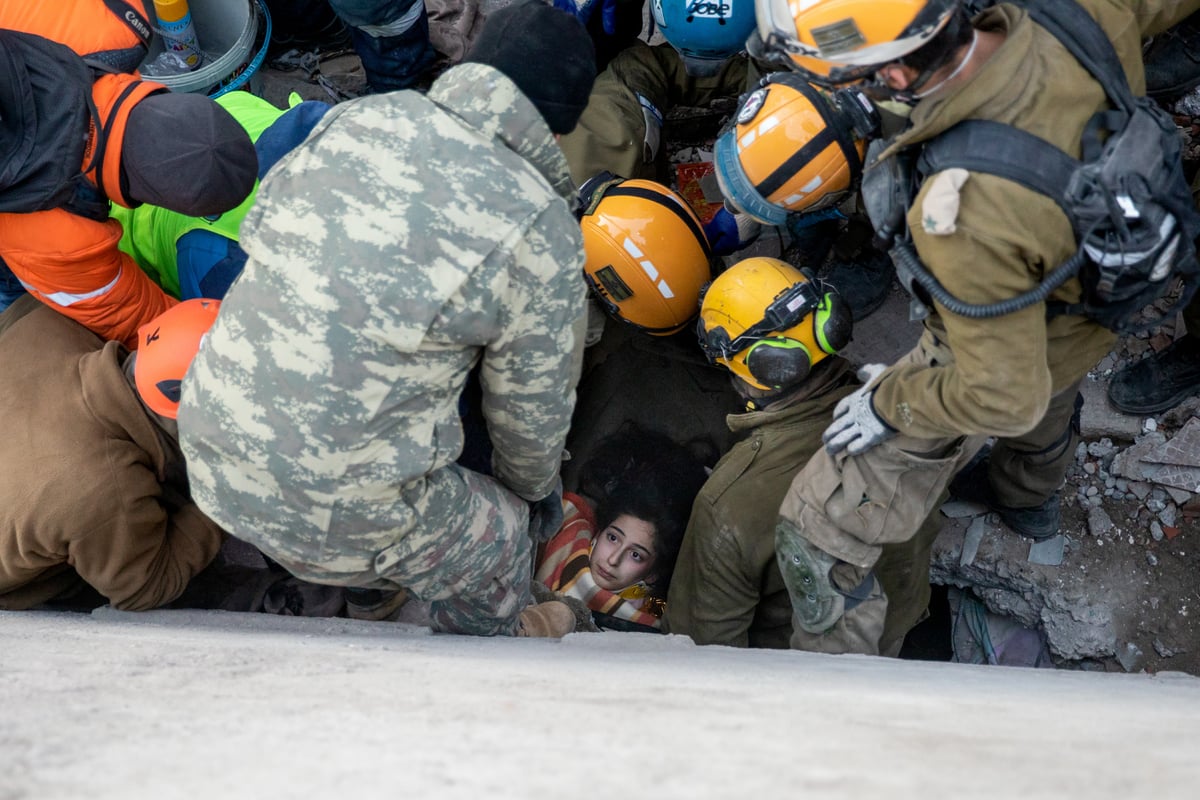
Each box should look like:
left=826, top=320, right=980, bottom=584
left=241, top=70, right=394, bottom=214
left=665, top=258, right=940, bottom=654
left=177, top=2, right=597, bottom=638
left=756, top=0, right=1199, bottom=653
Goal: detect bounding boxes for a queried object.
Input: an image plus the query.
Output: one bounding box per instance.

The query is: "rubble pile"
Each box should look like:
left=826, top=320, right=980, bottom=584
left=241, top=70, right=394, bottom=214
left=933, top=321, right=1200, bottom=674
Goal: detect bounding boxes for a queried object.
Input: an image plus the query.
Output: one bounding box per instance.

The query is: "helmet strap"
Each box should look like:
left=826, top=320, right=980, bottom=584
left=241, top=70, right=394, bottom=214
left=913, top=29, right=980, bottom=99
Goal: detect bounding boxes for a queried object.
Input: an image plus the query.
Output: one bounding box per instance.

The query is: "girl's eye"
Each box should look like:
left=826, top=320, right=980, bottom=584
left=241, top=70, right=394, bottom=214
left=630, top=551, right=642, bottom=562
left=606, top=532, right=618, bottom=543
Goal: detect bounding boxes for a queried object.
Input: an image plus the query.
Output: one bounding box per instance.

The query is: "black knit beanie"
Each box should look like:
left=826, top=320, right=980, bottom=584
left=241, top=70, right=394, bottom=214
left=121, top=91, right=258, bottom=217
left=465, top=0, right=597, bottom=135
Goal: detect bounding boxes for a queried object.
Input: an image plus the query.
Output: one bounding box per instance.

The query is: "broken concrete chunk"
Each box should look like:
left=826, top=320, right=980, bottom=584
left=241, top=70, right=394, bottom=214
left=1144, top=463, right=1200, bottom=494
left=1116, top=641, right=1145, bottom=672
left=1128, top=481, right=1153, bottom=500
left=1110, top=432, right=1168, bottom=480
left=941, top=498, right=989, bottom=519
left=1079, top=379, right=1143, bottom=441
left=1028, top=534, right=1065, bottom=566
left=1087, top=506, right=1115, bottom=538
left=960, top=516, right=986, bottom=567
left=1159, top=503, right=1178, bottom=528
left=1153, top=638, right=1177, bottom=658
left=1143, top=417, right=1200, bottom=467
left=1151, top=521, right=1165, bottom=541
left=1165, top=486, right=1193, bottom=505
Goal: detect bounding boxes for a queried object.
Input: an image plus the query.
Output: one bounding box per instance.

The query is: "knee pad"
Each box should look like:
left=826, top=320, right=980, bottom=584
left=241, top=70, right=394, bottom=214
left=775, top=518, right=844, bottom=634
left=776, top=518, right=878, bottom=634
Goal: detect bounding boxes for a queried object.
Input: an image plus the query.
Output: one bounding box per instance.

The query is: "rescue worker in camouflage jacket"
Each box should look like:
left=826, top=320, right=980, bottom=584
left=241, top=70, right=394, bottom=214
left=177, top=1, right=597, bottom=638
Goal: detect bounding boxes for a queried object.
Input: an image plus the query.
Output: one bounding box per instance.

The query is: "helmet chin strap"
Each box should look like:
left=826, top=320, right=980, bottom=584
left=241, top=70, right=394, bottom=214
left=873, top=28, right=979, bottom=106
left=913, top=29, right=980, bottom=99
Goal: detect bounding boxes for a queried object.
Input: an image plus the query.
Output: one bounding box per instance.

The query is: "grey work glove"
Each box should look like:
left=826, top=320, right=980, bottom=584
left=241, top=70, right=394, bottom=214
left=527, top=478, right=565, bottom=543
left=823, top=363, right=896, bottom=456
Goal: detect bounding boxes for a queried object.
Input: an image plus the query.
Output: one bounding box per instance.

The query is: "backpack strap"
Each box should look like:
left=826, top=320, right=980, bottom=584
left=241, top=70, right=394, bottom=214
left=916, top=119, right=1078, bottom=218
left=85, top=0, right=153, bottom=74
left=760, top=73, right=867, bottom=207
left=1016, top=0, right=1134, bottom=112
left=97, top=0, right=152, bottom=49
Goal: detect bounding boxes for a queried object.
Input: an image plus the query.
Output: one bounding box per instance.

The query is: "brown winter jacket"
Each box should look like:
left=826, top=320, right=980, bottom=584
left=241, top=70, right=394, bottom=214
left=871, top=0, right=1199, bottom=440
left=0, top=296, right=225, bottom=611
left=665, top=358, right=940, bottom=653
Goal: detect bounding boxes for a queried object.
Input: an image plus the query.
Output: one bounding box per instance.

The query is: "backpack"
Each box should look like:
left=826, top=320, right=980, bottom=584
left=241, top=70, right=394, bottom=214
left=873, top=0, right=1200, bottom=334
left=0, top=30, right=107, bottom=220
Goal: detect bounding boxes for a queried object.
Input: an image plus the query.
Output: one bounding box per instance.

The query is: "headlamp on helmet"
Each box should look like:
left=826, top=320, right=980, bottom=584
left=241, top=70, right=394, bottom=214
left=579, top=172, right=714, bottom=336
left=697, top=257, right=852, bottom=390
left=714, top=74, right=878, bottom=226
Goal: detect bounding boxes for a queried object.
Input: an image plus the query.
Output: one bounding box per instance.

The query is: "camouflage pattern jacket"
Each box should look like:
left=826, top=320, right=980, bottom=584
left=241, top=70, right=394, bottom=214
left=177, top=63, right=587, bottom=565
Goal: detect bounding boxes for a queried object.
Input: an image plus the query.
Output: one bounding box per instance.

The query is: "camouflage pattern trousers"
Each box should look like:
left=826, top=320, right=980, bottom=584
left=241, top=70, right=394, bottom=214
left=270, top=464, right=532, bottom=637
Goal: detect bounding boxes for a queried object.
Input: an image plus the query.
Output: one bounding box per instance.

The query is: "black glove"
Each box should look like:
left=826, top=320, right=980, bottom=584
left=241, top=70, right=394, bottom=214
left=527, top=479, right=565, bottom=543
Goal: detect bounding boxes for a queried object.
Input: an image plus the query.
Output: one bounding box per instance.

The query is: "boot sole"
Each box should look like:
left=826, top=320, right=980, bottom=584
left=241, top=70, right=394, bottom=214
left=1106, top=383, right=1200, bottom=415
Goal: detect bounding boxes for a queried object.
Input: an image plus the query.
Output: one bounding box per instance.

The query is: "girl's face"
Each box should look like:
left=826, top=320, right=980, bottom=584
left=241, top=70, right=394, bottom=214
left=589, top=514, right=658, bottom=592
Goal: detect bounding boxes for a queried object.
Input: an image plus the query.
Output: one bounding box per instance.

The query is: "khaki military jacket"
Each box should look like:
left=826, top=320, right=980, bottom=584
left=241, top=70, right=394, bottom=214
left=178, top=64, right=587, bottom=568
left=871, top=0, right=1198, bottom=439
left=665, top=360, right=855, bottom=648
left=0, top=297, right=224, bottom=611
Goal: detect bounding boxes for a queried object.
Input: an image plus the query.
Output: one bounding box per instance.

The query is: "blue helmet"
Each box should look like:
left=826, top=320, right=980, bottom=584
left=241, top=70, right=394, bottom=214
left=651, top=0, right=758, bottom=76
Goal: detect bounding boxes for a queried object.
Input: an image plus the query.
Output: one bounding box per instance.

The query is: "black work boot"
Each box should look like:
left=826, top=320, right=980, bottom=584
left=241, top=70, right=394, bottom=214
left=821, top=248, right=897, bottom=322
left=1144, top=12, right=1200, bottom=100
left=949, top=452, right=1062, bottom=541
left=1107, top=336, right=1200, bottom=415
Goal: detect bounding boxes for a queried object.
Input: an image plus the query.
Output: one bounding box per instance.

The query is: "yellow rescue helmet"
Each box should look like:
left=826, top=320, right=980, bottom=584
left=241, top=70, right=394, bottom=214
left=697, top=257, right=851, bottom=390
left=579, top=174, right=714, bottom=336
left=754, top=0, right=959, bottom=83
left=714, top=74, right=878, bottom=226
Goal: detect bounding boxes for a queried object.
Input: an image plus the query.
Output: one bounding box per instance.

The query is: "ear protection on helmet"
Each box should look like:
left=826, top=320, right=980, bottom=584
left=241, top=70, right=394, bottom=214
left=697, top=258, right=852, bottom=390
left=714, top=73, right=877, bottom=226
left=579, top=173, right=715, bottom=336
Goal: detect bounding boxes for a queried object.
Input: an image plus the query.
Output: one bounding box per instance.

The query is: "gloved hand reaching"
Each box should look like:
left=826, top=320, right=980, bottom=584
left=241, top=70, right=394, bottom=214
left=703, top=207, right=763, bottom=256
left=551, top=0, right=620, bottom=35
left=527, top=478, right=566, bottom=542
left=822, top=363, right=895, bottom=456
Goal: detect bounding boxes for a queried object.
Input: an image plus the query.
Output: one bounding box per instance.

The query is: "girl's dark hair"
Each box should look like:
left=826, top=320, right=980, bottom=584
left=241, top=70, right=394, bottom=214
left=582, top=425, right=709, bottom=597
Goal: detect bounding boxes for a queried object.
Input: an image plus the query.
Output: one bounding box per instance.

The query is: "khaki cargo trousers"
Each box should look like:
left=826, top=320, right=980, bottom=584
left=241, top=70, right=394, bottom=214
left=777, top=330, right=1084, bottom=655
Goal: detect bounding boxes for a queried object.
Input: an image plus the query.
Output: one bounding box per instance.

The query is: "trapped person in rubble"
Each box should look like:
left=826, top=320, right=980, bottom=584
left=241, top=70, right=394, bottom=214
left=0, top=3, right=258, bottom=348
left=665, top=258, right=940, bottom=654
left=750, top=0, right=1200, bottom=655
left=535, top=427, right=708, bottom=630
left=177, top=1, right=598, bottom=640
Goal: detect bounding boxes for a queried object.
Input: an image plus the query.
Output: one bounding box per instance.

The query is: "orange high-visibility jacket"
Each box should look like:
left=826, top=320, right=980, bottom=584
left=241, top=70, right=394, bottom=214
left=0, top=2, right=177, bottom=347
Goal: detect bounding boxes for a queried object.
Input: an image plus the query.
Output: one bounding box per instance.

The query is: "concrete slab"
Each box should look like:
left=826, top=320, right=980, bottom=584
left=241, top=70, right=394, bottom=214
left=2, top=609, right=1199, bottom=799
left=1080, top=377, right=1143, bottom=442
